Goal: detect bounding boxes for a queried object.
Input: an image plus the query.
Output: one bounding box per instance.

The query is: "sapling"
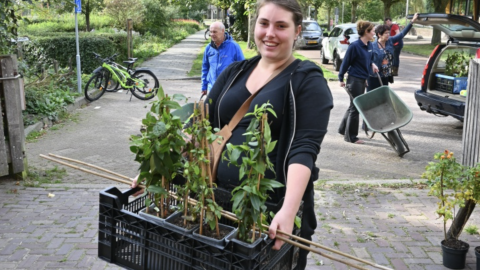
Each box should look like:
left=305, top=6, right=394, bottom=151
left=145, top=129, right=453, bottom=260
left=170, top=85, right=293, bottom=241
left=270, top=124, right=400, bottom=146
left=223, top=102, right=284, bottom=243
left=130, top=87, right=186, bottom=218
left=180, top=102, right=222, bottom=237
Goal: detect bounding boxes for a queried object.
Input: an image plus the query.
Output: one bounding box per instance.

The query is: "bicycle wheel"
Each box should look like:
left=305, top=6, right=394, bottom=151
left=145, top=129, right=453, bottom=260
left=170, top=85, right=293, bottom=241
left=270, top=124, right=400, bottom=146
left=105, top=71, right=120, bottom=92
left=204, top=29, right=210, bottom=40
left=130, top=70, right=159, bottom=100
left=84, top=73, right=107, bottom=101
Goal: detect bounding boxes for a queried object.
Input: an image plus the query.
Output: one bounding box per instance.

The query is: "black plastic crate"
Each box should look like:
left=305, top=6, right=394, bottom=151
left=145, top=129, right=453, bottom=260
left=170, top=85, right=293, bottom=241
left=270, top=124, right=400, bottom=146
left=98, top=186, right=300, bottom=270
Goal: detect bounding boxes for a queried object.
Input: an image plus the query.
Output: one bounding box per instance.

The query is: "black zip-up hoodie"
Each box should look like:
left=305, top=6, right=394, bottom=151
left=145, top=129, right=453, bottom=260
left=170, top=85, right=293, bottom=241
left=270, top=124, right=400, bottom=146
left=206, top=55, right=333, bottom=197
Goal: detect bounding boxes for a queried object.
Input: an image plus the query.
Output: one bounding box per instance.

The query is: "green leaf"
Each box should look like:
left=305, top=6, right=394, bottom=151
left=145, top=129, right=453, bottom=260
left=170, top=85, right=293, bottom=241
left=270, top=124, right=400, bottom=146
left=153, top=122, right=167, bottom=137
left=147, top=185, right=167, bottom=195
left=266, top=141, right=277, bottom=154
left=251, top=195, right=261, bottom=211
left=232, top=191, right=244, bottom=211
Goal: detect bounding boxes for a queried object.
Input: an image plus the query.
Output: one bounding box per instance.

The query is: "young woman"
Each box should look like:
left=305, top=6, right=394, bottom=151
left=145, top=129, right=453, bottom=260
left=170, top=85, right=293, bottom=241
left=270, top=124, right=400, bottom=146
left=206, top=0, right=333, bottom=268
left=337, top=21, right=378, bottom=144
left=367, top=13, right=419, bottom=91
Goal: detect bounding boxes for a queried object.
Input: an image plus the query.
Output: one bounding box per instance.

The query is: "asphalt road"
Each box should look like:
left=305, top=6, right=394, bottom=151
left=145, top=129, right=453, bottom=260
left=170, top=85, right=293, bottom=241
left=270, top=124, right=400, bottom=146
left=296, top=48, right=464, bottom=181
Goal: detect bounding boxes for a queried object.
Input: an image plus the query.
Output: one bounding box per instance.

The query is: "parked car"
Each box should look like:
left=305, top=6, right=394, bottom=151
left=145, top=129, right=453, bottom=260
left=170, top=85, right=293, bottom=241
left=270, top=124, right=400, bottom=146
left=409, top=13, right=480, bottom=121
left=321, top=23, right=359, bottom=71
left=296, top=20, right=324, bottom=49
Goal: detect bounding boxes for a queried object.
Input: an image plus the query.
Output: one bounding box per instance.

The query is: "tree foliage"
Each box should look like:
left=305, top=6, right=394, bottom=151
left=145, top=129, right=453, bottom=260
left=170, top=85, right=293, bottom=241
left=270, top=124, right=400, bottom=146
left=1, top=0, right=31, bottom=54
left=103, top=0, right=146, bottom=28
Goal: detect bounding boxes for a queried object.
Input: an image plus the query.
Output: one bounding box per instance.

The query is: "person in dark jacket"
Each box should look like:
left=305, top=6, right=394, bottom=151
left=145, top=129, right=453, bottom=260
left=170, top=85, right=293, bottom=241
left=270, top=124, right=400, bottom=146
left=206, top=0, right=333, bottom=269
left=201, top=21, right=244, bottom=95
left=385, top=17, right=402, bottom=76
left=367, top=13, right=418, bottom=91
left=338, top=20, right=378, bottom=144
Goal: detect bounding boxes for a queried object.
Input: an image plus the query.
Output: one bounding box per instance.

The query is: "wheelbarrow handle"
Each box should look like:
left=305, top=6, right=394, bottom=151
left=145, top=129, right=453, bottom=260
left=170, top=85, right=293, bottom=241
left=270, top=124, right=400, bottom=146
left=376, top=72, right=383, bottom=86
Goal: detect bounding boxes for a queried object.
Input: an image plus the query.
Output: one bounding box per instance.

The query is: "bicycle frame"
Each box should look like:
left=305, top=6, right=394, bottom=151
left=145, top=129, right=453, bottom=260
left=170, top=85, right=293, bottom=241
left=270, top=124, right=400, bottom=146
left=102, top=63, right=144, bottom=89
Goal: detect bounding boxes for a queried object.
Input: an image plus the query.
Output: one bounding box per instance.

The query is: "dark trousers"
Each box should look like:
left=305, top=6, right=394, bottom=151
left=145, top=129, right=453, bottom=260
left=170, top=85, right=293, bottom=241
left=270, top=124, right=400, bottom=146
left=367, top=76, right=389, bottom=92
left=392, top=44, right=403, bottom=68
left=295, top=183, right=316, bottom=270
left=338, top=76, right=366, bottom=143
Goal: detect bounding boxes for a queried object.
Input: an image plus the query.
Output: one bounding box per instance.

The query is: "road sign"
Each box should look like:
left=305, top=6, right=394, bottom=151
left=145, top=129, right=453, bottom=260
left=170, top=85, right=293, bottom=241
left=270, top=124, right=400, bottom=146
left=75, top=0, right=81, bottom=13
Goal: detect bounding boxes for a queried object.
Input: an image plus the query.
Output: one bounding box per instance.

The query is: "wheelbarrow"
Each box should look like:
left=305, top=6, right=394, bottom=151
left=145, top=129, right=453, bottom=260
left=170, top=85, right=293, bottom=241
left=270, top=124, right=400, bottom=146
left=353, top=83, right=413, bottom=157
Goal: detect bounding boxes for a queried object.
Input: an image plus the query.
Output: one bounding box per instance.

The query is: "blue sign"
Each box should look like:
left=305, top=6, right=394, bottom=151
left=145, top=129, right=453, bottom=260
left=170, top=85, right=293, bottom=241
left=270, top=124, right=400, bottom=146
left=75, top=0, right=82, bottom=13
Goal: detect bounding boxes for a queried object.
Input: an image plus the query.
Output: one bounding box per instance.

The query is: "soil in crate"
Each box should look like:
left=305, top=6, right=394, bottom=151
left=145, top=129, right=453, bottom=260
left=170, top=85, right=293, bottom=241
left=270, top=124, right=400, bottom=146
left=197, top=225, right=233, bottom=240
left=168, top=212, right=199, bottom=231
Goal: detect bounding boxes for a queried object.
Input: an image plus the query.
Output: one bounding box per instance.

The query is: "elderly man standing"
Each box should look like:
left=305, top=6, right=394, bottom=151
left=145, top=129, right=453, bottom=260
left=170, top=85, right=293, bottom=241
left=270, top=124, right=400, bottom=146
left=201, top=22, right=244, bottom=95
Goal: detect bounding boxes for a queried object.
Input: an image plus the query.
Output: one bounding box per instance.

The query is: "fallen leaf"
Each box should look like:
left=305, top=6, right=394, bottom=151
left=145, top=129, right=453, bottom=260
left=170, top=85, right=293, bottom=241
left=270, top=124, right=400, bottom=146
left=48, top=193, right=55, bottom=198
left=15, top=182, right=19, bottom=185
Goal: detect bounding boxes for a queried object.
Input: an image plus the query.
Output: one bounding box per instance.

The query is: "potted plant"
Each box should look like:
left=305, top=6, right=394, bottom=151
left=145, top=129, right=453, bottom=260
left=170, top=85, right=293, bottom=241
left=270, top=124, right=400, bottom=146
left=423, top=150, right=471, bottom=269
left=436, top=52, right=472, bottom=94
left=223, top=103, right=284, bottom=258
left=129, top=88, right=187, bottom=223
left=170, top=102, right=234, bottom=241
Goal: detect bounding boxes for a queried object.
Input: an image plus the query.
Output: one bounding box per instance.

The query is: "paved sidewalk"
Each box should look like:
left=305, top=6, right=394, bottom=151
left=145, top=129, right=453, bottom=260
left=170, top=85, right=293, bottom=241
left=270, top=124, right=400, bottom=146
left=1, top=30, right=479, bottom=270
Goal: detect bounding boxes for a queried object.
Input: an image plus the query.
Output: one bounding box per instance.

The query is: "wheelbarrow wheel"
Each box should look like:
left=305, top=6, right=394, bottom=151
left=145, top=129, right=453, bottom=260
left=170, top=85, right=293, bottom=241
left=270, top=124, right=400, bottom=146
left=387, top=130, right=407, bottom=157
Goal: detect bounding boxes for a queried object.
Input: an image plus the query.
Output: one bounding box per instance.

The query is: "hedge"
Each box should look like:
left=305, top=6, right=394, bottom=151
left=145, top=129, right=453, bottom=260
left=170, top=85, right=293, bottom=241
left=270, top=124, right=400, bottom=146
left=24, top=32, right=128, bottom=74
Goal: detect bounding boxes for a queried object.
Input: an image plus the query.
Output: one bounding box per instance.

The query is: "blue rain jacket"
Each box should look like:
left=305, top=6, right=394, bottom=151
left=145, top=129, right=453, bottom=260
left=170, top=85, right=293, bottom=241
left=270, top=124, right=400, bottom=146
left=201, top=33, right=244, bottom=92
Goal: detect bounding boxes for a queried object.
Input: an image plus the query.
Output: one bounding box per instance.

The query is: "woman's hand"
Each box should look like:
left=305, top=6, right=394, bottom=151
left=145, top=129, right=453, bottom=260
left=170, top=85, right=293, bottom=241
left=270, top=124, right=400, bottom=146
left=340, top=81, right=346, bottom=88
left=131, top=174, right=145, bottom=197
left=268, top=207, right=296, bottom=250
left=411, top=13, right=419, bottom=23
left=372, top=63, right=379, bottom=73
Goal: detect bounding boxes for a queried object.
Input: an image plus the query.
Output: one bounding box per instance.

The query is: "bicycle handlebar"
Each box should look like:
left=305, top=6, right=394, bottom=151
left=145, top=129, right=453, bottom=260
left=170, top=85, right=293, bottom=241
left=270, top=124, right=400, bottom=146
left=93, top=52, right=119, bottom=64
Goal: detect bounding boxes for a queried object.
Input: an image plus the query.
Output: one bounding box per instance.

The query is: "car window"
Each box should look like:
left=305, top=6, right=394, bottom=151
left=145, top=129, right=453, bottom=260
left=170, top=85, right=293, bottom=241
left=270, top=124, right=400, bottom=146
left=303, top=22, right=321, bottom=32
left=435, top=46, right=477, bottom=69
left=344, top=28, right=358, bottom=35
left=331, top=28, right=341, bottom=37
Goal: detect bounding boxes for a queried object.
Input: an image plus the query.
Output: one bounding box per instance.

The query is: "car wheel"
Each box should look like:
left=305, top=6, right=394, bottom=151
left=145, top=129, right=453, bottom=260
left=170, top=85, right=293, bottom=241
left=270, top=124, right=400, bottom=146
left=333, top=52, right=341, bottom=71
left=321, top=48, right=328, bottom=64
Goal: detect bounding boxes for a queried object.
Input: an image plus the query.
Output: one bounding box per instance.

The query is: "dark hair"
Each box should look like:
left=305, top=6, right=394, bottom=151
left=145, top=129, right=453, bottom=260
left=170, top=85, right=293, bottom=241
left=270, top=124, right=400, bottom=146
left=357, top=20, right=375, bottom=37
left=256, top=0, right=303, bottom=28
left=384, top=17, right=392, bottom=22
left=375, top=25, right=389, bottom=38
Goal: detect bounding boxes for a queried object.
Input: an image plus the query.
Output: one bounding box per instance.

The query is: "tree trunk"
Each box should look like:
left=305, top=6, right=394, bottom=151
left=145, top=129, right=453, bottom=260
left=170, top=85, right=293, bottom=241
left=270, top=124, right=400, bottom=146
left=327, top=8, right=331, bottom=31
left=85, top=0, right=91, bottom=32
left=384, top=2, right=392, bottom=18
left=351, top=1, right=358, bottom=23
left=247, top=11, right=256, bottom=49
left=447, top=200, right=476, bottom=240
left=431, top=0, right=449, bottom=44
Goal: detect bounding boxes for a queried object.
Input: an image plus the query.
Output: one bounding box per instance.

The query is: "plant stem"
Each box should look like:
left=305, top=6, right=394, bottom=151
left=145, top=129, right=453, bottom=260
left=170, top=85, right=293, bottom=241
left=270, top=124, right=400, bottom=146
left=441, top=168, right=446, bottom=241
left=161, top=175, right=165, bottom=218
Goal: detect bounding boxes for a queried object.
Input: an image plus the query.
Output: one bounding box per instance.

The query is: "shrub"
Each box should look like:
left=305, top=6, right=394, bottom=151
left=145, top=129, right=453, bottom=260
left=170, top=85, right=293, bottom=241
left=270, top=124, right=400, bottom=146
left=23, top=32, right=128, bottom=74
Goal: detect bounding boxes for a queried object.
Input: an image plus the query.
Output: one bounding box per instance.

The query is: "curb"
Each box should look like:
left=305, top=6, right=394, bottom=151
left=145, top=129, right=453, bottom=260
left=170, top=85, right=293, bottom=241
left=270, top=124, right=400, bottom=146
left=24, top=96, right=87, bottom=138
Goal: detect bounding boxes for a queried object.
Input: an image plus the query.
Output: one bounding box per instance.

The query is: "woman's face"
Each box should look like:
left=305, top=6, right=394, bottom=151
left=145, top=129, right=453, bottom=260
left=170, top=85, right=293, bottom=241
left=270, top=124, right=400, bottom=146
left=379, top=31, right=389, bottom=42
left=255, top=3, right=301, bottom=62
left=363, top=27, right=375, bottom=41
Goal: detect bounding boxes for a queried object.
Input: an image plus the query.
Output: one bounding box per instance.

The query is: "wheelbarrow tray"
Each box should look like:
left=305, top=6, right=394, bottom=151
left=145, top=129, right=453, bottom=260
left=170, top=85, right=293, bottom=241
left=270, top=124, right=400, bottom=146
left=353, top=86, right=413, bottom=133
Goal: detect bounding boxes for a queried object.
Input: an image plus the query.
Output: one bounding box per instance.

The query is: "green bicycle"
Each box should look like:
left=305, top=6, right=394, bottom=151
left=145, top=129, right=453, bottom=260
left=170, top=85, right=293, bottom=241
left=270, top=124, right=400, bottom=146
left=84, top=52, right=159, bottom=102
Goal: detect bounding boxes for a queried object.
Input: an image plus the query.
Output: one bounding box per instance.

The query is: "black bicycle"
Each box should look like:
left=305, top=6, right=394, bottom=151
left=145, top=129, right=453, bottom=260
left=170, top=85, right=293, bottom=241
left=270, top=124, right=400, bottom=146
left=84, top=53, right=159, bottom=102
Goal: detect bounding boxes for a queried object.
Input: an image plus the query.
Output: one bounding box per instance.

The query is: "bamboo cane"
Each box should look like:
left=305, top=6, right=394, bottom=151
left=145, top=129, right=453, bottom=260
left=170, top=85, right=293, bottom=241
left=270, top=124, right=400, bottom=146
left=40, top=154, right=144, bottom=189
left=48, top=153, right=131, bottom=180
left=40, top=154, right=393, bottom=270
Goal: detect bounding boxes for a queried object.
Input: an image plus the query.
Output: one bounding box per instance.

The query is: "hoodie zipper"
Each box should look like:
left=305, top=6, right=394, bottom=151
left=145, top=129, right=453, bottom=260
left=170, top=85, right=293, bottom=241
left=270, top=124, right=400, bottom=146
left=283, top=78, right=296, bottom=184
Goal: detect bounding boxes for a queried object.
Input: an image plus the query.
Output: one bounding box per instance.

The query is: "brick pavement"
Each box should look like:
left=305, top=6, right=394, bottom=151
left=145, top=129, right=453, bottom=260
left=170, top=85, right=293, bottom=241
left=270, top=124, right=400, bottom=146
left=1, top=30, right=479, bottom=270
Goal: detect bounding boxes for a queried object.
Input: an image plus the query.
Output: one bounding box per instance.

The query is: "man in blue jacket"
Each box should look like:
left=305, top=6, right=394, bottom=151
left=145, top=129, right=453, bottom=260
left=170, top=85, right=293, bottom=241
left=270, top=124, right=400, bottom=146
left=201, top=22, right=244, bottom=95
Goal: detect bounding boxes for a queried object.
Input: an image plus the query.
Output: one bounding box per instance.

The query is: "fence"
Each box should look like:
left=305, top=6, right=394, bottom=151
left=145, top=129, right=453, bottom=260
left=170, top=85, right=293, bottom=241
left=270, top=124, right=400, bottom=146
left=0, top=55, right=26, bottom=177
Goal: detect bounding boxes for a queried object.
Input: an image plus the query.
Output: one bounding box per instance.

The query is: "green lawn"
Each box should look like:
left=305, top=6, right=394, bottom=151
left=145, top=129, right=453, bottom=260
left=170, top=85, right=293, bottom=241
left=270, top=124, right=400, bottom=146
left=188, top=41, right=337, bottom=80
left=402, top=43, right=440, bottom=57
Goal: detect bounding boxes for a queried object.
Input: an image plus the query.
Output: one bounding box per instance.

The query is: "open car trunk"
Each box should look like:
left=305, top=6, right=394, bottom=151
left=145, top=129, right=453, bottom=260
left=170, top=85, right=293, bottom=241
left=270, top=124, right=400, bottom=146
left=408, top=13, right=480, bottom=100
